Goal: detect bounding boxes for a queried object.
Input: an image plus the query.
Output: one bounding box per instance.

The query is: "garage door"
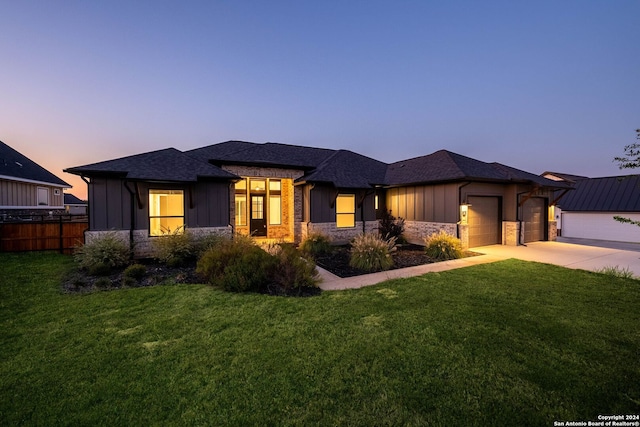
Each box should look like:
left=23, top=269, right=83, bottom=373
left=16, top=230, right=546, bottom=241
left=523, top=198, right=546, bottom=243
left=468, top=196, right=500, bottom=247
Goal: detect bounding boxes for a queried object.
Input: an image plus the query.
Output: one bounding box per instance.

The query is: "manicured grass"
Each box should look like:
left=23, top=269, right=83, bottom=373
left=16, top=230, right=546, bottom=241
left=1, top=252, right=639, bottom=426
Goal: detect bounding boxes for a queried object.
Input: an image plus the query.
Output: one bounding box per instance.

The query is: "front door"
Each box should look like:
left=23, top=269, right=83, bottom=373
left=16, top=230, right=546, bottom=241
left=250, top=195, right=267, bottom=236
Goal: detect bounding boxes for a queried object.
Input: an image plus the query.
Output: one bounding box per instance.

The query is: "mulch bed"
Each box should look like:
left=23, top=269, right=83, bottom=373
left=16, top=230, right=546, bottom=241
left=314, top=244, right=435, bottom=278
left=61, top=259, right=321, bottom=297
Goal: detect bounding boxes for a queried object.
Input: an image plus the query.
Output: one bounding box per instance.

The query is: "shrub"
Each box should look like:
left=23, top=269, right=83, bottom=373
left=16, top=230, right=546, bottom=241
left=349, top=233, right=396, bottom=272
left=595, top=265, right=636, bottom=279
left=74, top=232, right=131, bottom=272
left=271, top=244, right=320, bottom=292
left=151, top=226, right=195, bottom=267
left=378, top=210, right=405, bottom=242
left=424, top=230, right=463, bottom=261
left=123, top=264, right=147, bottom=280
left=300, top=232, right=333, bottom=257
left=94, top=277, right=112, bottom=289
left=196, top=237, right=274, bottom=292
left=87, top=263, right=112, bottom=277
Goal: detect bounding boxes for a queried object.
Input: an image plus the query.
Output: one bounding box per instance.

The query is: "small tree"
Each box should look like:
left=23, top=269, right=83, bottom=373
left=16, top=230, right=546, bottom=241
left=613, top=129, right=640, bottom=227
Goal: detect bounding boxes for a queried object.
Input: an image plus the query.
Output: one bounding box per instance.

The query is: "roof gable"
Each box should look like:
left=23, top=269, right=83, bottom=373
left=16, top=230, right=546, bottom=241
left=385, top=150, right=570, bottom=188
left=65, top=148, right=237, bottom=182
left=300, top=150, right=388, bottom=188
left=187, top=141, right=336, bottom=169
left=0, top=140, right=70, bottom=187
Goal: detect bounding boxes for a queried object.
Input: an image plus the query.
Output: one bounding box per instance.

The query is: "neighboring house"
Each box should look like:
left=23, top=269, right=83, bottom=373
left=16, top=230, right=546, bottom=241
left=542, top=172, right=640, bottom=243
left=1, top=140, right=70, bottom=219
left=65, top=141, right=569, bottom=256
left=64, top=193, right=88, bottom=215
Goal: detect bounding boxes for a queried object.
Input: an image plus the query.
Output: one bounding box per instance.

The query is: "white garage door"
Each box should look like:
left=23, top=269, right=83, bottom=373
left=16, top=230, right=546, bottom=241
left=561, top=212, right=640, bottom=242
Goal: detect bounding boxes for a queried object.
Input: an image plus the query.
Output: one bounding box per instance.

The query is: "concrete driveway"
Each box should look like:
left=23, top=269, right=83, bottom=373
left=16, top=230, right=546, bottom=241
left=471, top=241, right=640, bottom=277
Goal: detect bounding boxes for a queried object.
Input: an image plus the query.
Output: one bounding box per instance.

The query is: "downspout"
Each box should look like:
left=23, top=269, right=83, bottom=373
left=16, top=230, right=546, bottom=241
left=457, top=182, right=472, bottom=239
left=516, top=190, right=528, bottom=247
left=80, top=175, right=91, bottom=244
left=123, top=180, right=136, bottom=258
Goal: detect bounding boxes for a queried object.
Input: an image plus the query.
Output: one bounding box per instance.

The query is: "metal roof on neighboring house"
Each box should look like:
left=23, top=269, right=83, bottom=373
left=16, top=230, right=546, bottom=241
left=0, top=140, right=70, bottom=187
left=64, top=148, right=238, bottom=182
left=556, top=175, right=640, bottom=212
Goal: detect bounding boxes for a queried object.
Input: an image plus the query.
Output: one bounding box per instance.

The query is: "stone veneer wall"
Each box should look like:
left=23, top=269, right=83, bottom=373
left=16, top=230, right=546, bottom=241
left=222, top=165, right=303, bottom=242
left=402, top=220, right=457, bottom=246
left=502, top=221, right=520, bottom=246
left=548, top=220, right=557, bottom=242
left=85, top=226, right=233, bottom=258
left=303, top=221, right=378, bottom=244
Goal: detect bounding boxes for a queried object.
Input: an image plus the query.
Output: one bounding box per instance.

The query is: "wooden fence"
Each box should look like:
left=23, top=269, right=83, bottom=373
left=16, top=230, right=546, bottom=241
left=0, top=215, right=88, bottom=254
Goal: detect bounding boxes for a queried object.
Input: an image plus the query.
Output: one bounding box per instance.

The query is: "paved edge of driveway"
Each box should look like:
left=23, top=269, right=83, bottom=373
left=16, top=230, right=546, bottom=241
left=317, top=241, right=640, bottom=291
left=317, top=253, right=506, bottom=291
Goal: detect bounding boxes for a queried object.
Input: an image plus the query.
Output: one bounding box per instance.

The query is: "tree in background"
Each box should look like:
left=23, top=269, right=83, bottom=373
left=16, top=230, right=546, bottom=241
left=612, top=129, right=640, bottom=227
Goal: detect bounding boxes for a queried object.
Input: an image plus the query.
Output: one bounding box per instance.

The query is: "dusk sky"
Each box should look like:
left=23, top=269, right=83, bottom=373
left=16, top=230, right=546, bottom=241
left=1, top=1, right=638, bottom=199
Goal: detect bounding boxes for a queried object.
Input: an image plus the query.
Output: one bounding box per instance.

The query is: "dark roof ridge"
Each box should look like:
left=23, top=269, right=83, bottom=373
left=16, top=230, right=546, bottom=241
left=1, top=140, right=71, bottom=187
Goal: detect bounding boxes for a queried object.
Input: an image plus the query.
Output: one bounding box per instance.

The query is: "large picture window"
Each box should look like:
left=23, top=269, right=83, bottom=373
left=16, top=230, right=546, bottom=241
left=336, top=194, right=356, bottom=228
left=149, top=189, right=184, bottom=236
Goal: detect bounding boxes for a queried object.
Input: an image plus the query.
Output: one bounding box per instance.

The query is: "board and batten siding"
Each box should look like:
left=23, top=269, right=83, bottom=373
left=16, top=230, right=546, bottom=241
left=308, top=184, right=376, bottom=223
left=1, top=179, right=64, bottom=208
left=88, top=178, right=230, bottom=232
left=386, top=183, right=459, bottom=223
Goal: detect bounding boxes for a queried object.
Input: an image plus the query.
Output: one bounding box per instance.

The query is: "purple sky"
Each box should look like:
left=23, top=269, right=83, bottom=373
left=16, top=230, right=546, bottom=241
left=1, top=1, right=638, bottom=199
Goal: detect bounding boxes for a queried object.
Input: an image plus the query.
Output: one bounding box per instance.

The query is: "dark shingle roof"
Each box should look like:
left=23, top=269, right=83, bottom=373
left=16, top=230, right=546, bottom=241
left=65, top=148, right=238, bottom=182
left=299, top=150, right=388, bottom=188
left=64, top=193, right=86, bottom=205
left=0, top=140, right=70, bottom=187
left=385, top=150, right=569, bottom=188
left=187, top=141, right=336, bottom=169
left=557, top=175, right=640, bottom=212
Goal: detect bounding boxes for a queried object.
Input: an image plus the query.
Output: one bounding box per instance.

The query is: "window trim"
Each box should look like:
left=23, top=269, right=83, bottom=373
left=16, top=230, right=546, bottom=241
left=336, top=193, right=356, bottom=228
left=148, top=189, right=185, bottom=237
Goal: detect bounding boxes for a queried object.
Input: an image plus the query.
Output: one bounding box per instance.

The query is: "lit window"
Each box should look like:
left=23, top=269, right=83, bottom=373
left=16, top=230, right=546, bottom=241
left=149, top=189, right=184, bottom=236
left=269, top=195, right=281, bottom=225
left=269, top=180, right=281, bottom=225
left=235, top=195, right=247, bottom=226
left=250, top=179, right=266, bottom=191
left=336, top=194, right=355, bottom=228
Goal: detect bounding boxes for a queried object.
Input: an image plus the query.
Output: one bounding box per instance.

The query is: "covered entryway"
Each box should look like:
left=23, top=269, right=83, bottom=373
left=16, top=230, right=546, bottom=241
left=468, top=196, right=501, bottom=247
left=522, top=198, right=546, bottom=243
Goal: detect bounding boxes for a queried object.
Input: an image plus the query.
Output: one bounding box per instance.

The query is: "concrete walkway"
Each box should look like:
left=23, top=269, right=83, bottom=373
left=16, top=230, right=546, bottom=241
left=318, top=241, right=640, bottom=291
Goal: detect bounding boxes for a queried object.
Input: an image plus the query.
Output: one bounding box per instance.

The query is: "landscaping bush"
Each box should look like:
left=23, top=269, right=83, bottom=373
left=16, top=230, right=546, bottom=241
left=349, top=233, right=396, bottom=272
left=424, top=230, right=463, bottom=261
left=123, top=264, right=147, bottom=281
left=74, top=232, right=131, bottom=272
left=196, top=237, right=274, bottom=292
left=271, top=244, right=320, bottom=292
left=378, top=210, right=405, bottom=242
left=151, top=226, right=196, bottom=267
left=300, top=232, right=333, bottom=257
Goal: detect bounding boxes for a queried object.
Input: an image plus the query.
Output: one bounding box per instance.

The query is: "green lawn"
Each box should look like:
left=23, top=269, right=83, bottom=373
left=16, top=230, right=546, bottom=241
left=1, top=252, right=639, bottom=426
